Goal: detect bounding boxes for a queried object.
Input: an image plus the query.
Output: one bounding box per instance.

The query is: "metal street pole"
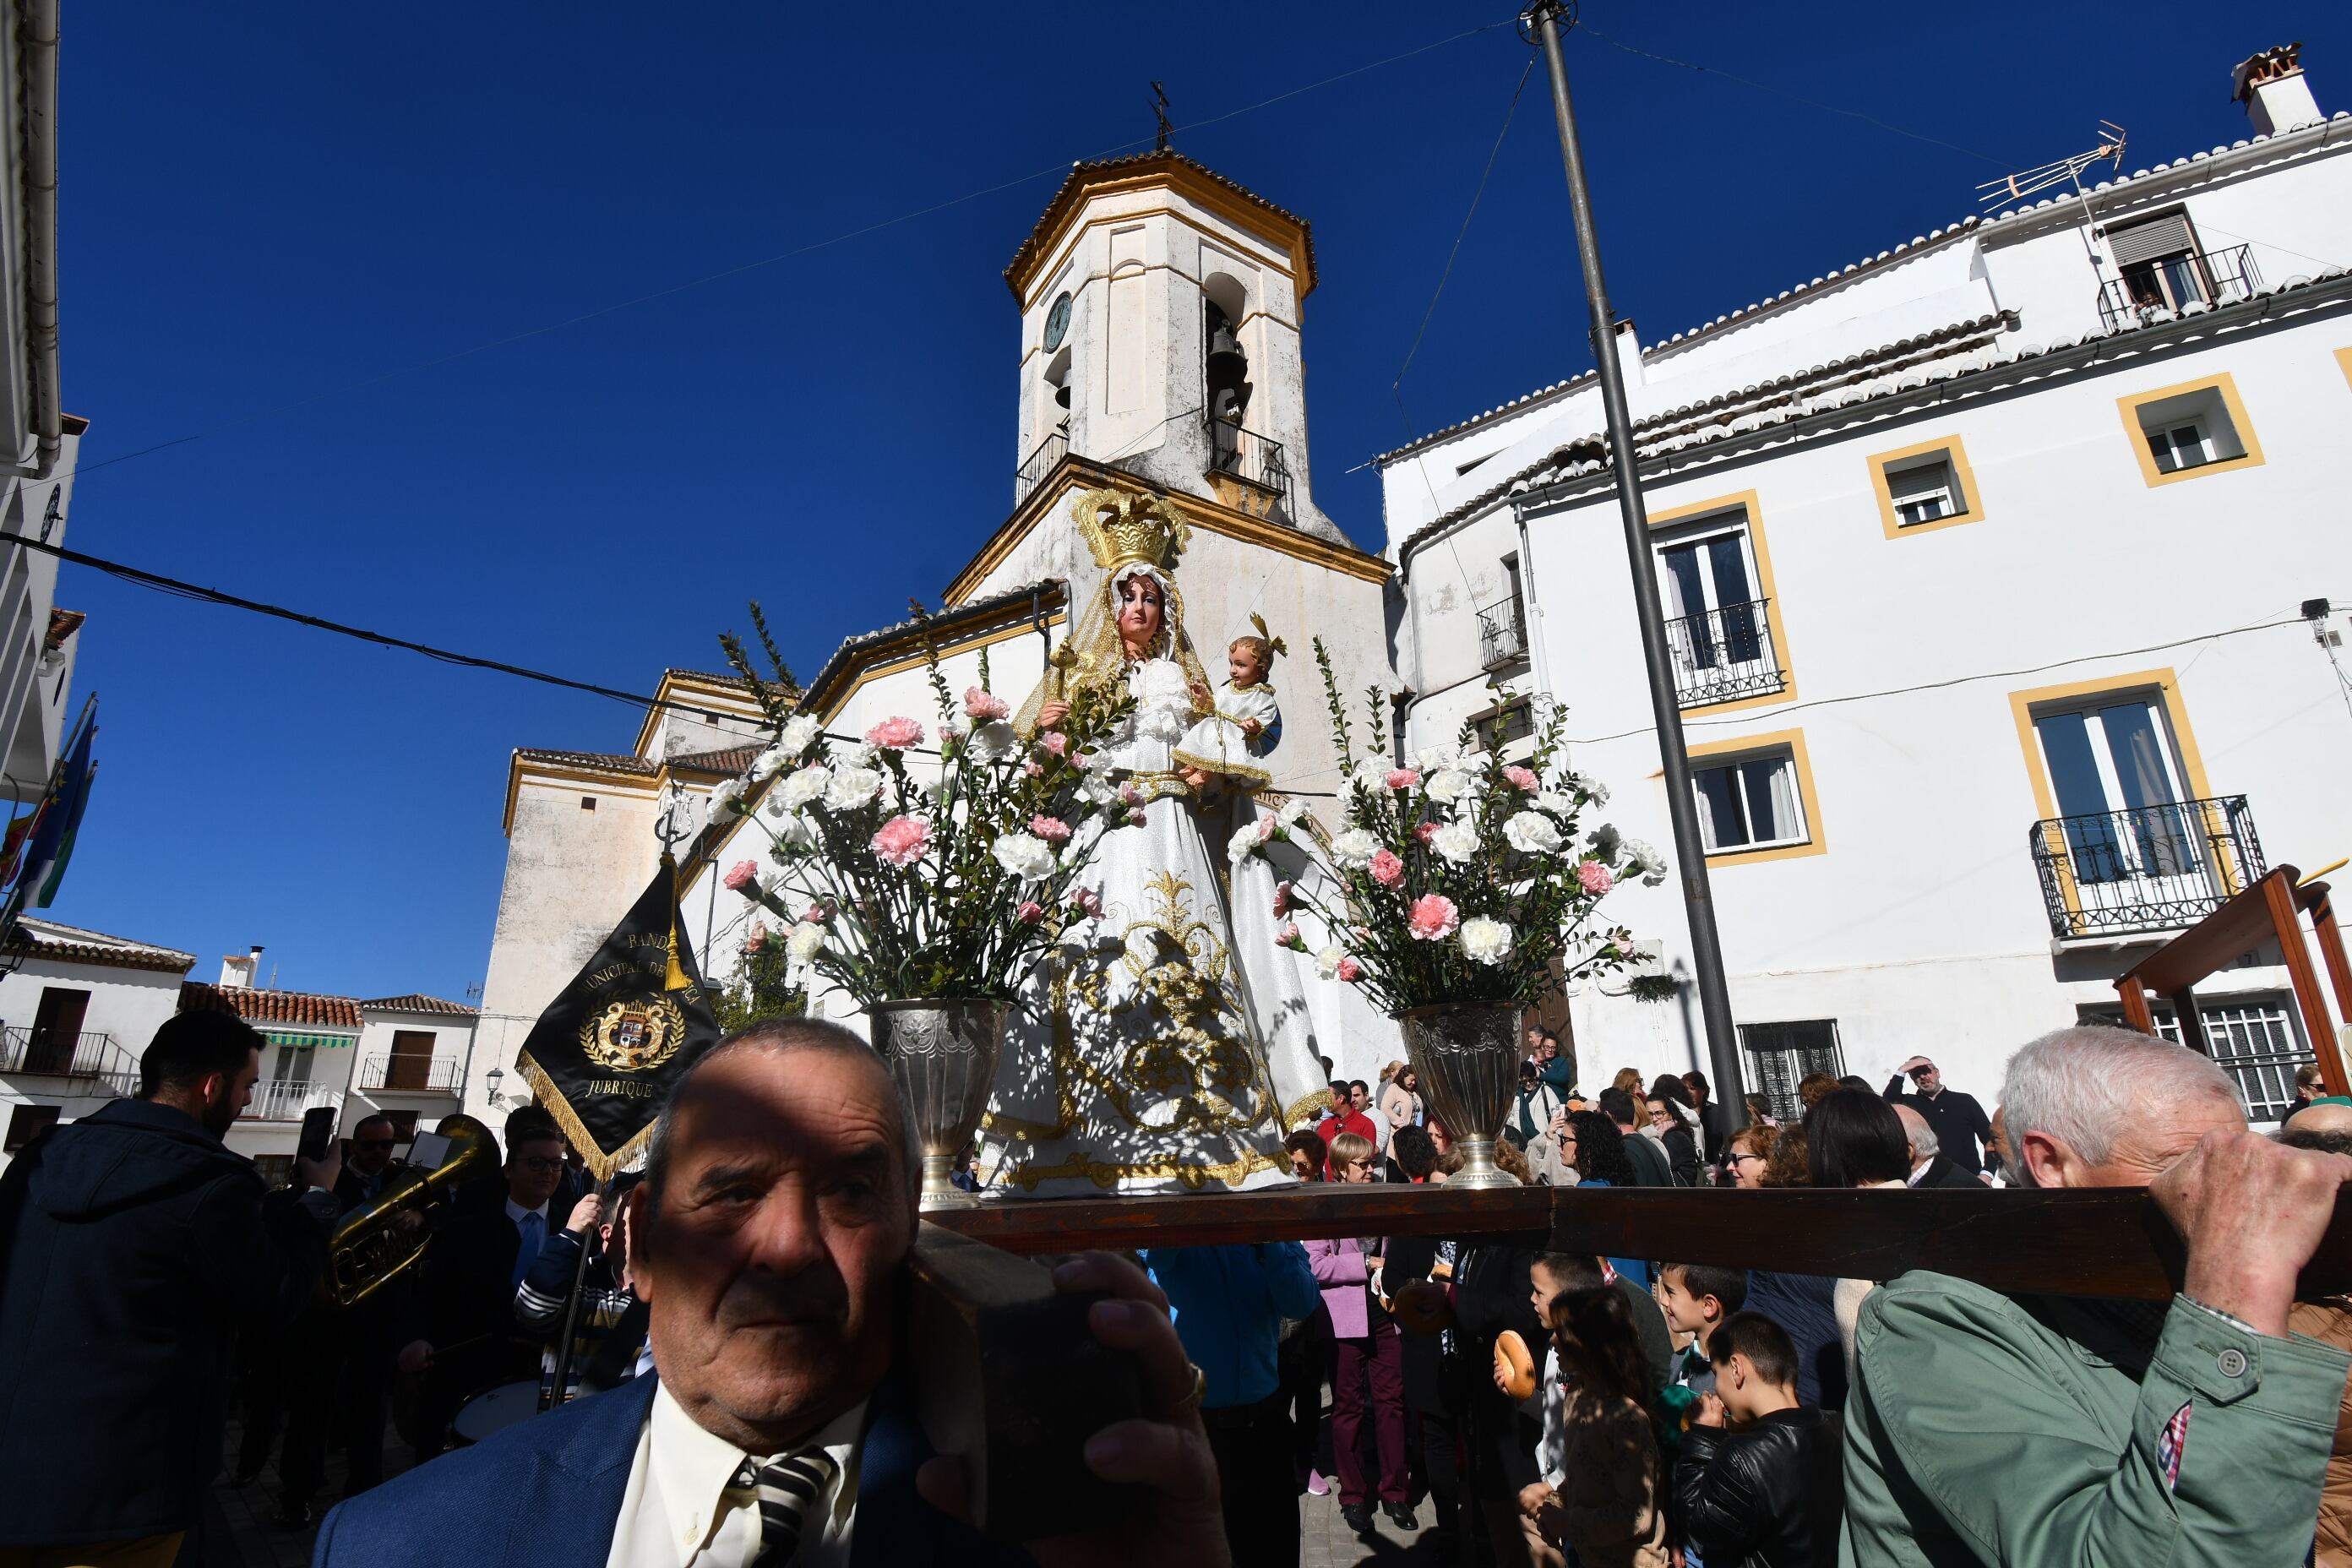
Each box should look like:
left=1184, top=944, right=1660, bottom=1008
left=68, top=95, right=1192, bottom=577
left=1526, top=2, right=1745, bottom=1121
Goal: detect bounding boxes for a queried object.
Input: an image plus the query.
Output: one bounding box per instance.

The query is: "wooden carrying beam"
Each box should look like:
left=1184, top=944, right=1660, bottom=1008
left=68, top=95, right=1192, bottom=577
left=927, top=1184, right=2352, bottom=1303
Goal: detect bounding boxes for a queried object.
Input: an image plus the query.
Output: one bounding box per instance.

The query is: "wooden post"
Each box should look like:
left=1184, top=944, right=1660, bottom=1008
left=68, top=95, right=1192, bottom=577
left=2267, top=872, right=2341, bottom=1084
left=2298, top=882, right=2352, bottom=1097
left=2116, top=973, right=2157, bottom=1033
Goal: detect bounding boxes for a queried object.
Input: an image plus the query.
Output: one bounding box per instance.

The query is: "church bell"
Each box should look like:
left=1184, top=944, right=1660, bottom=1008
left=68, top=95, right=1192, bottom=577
left=1205, top=306, right=1251, bottom=422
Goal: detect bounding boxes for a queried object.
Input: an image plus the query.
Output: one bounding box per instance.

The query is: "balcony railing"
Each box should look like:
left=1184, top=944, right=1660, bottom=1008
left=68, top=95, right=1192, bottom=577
left=1664, top=598, right=1784, bottom=707
left=1015, top=428, right=1069, bottom=507
left=1205, top=416, right=1292, bottom=508
left=245, top=1078, right=341, bottom=1124
left=1478, top=601, right=1527, bottom=669
left=358, top=1053, right=465, bottom=1094
left=2030, top=795, right=2265, bottom=940
left=2096, top=245, right=2262, bottom=331
left=0, top=1026, right=126, bottom=1080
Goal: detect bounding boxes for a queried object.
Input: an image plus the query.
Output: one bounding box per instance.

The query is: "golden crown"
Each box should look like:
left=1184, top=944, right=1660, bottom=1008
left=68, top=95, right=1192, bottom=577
left=1073, top=487, right=1190, bottom=575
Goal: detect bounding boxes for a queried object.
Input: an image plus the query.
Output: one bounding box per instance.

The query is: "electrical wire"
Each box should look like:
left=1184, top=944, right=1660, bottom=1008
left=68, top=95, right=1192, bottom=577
left=58, top=18, right=1518, bottom=493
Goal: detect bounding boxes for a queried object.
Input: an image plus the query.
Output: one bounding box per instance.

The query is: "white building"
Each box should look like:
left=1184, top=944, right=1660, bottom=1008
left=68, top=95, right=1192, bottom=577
left=1377, top=46, right=2352, bottom=1122
left=0, top=916, right=192, bottom=1162
left=472, top=150, right=1407, bottom=1123
left=0, top=4, right=85, bottom=807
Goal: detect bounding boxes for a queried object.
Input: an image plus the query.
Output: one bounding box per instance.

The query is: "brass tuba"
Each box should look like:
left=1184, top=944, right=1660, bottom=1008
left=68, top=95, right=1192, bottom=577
left=324, top=1112, right=494, bottom=1309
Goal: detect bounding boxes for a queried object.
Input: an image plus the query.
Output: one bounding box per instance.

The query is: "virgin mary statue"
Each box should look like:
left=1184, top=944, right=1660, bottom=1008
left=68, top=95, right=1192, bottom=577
left=983, top=488, right=1326, bottom=1195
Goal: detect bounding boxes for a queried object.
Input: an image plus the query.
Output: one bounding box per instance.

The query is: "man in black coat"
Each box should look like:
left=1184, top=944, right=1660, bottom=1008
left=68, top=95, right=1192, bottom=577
left=1892, top=1105, right=1989, bottom=1190
left=0, top=1010, right=339, bottom=1564
left=1883, top=1055, right=1993, bottom=1174
left=1600, top=1087, right=1675, bottom=1188
left=1673, top=1312, right=1843, bottom=1568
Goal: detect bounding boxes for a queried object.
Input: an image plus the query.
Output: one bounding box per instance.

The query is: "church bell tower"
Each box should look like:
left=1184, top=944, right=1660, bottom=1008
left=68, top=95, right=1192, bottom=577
left=1004, top=150, right=1345, bottom=545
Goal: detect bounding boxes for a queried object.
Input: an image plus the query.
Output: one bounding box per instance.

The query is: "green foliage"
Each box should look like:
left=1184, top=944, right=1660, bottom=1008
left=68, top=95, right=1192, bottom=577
left=711, top=937, right=808, bottom=1032
left=1627, top=973, right=1680, bottom=1004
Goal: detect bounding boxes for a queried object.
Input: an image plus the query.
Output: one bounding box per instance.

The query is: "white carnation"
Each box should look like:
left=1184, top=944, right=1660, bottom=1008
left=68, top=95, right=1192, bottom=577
left=1625, top=837, right=1669, bottom=886
left=969, top=720, right=1019, bottom=761
left=1329, top=828, right=1381, bottom=868
left=1458, top=916, right=1514, bottom=966
left=1503, top=811, right=1564, bottom=854
left=1431, top=820, right=1479, bottom=864
left=1315, top=945, right=1347, bottom=981
left=777, top=714, right=823, bottom=754
left=1424, top=768, right=1473, bottom=804
left=707, top=777, right=746, bottom=819
left=785, top=922, right=826, bottom=964
left=1585, top=821, right=1623, bottom=861
left=1413, top=742, right=1462, bottom=771
left=1573, top=773, right=1612, bottom=807
left=992, top=832, right=1057, bottom=882
left=1533, top=790, right=1576, bottom=817
left=771, top=812, right=818, bottom=850
left=836, top=742, right=877, bottom=770
left=1278, top=797, right=1312, bottom=827
left=1348, top=759, right=1391, bottom=797
left=823, top=766, right=885, bottom=812
left=749, top=746, right=789, bottom=782
left=779, top=765, right=830, bottom=812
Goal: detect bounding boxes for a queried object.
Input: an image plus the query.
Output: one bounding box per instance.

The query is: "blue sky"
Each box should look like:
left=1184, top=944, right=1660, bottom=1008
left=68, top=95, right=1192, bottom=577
left=47, top=3, right=2343, bottom=1001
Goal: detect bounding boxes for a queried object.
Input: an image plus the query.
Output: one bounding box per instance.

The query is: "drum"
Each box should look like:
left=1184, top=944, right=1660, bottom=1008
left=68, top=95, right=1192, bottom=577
left=450, top=1380, right=541, bottom=1447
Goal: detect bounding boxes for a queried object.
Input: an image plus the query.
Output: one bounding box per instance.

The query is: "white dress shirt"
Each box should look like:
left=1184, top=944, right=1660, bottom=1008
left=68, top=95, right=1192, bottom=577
left=605, top=1380, right=865, bottom=1568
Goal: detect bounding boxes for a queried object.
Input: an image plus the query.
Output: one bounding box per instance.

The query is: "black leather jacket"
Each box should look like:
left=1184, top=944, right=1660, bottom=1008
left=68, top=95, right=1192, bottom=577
left=1672, top=1407, right=1844, bottom=1568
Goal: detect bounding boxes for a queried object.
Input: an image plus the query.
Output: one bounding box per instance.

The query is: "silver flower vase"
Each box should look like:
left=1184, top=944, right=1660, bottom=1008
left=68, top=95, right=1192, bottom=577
left=869, top=999, right=1007, bottom=1211
left=1402, top=1003, right=1522, bottom=1190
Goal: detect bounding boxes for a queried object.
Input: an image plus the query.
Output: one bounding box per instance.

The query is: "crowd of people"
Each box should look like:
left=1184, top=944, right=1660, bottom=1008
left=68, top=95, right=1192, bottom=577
left=0, top=1007, right=2346, bottom=1568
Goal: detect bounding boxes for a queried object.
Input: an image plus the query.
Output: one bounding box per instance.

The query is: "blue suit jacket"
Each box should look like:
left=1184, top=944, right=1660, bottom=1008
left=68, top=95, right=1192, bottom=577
left=312, top=1372, right=1027, bottom=1567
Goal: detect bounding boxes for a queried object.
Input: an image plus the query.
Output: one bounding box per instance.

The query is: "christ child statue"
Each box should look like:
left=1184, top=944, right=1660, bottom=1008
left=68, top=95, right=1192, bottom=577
left=1174, top=619, right=1284, bottom=792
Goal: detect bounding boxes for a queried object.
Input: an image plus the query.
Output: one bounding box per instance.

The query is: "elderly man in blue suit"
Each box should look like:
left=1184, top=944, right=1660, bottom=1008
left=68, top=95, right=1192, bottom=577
left=313, top=1018, right=1228, bottom=1567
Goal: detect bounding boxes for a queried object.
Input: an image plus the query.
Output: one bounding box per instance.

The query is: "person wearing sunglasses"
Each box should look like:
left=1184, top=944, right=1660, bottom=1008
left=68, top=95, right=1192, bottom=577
left=334, top=1113, right=407, bottom=1211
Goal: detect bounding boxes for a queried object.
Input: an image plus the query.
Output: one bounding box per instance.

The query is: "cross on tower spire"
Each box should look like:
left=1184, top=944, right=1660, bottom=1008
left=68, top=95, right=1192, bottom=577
left=1150, top=81, right=1171, bottom=152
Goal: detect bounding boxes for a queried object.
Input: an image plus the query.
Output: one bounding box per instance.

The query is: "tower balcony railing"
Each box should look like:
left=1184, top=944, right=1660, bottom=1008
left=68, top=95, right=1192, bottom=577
left=2096, top=245, right=2262, bottom=331
left=1478, top=601, right=1527, bottom=670
left=2030, top=795, right=2265, bottom=940
left=1204, top=416, right=1291, bottom=508
left=0, top=1026, right=126, bottom=1080
left=358, top=1053, right=466, bottom=1094
left=1663, top=598, right=1784, bottom=708
left=1015, top=428, right=1070, bottom=507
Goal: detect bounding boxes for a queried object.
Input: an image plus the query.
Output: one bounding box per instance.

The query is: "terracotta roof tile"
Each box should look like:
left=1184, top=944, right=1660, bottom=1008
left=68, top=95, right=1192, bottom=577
left=1004, top=150, right=1315, bottom=301
left=358, top=993, right=478, bottom=1018
left=514, top=748, right=660, bottom=777
left=180, top=981, right=362, bottom=1029
left=667, top=744, right=760, bottom=775
left=8, top=916, right=194, bottom=974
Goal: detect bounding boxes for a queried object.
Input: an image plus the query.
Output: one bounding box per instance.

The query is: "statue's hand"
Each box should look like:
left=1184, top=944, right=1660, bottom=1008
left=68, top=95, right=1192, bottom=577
left=1039, top=700, right=1071, bottom=728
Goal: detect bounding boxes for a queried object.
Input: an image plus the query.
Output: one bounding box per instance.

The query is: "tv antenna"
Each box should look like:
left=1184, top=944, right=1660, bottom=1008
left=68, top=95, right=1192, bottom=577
left=1977, top=122, right=2126, bottom=207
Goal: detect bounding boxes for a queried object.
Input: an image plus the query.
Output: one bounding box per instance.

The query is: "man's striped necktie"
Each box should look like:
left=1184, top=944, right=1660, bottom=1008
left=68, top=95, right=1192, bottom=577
left=737, top=1449, right=836, bottom=1567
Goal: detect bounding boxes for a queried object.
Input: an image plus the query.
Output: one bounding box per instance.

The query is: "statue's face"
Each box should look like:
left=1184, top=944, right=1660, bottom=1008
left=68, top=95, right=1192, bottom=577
left=1117, top=573, right=1164, bottom=654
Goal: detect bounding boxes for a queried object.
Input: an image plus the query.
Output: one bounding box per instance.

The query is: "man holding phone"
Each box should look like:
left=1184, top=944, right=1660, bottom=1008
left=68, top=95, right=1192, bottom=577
left=0, top=1010, right=341, bottom=1566
left=1881, top=1056, right=1994, bottom=1175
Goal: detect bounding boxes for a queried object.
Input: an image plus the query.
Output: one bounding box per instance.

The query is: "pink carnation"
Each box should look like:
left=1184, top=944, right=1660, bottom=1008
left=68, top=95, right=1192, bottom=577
left=1337, top=957, right=1363, bottom=983
left=1271, top=881, right=1294, bottom=917
left=1040, top=732, right=1069, bottom=757
left=1016, top=900, right=1046, bottom=924
left=1119, top=782, right=1144, bottom=806
left=1072, top=886, right=1103, bottom=917
left=1030, top=814, right=1073, bottom=844
left=964, top=687, right=1011, bottom=721
left=1386, top=768, right=1420, bottom=790
left=1127, top=807, right=1147, bottom=826
left=743, top=923, right=768, bottom=954
left=1504, top=765, right=1539, bottom=792
left=1025, top=760, right=1044, bottom=778
left=1369, top=848, right=1405, bottom=887
left=871, top=814, right=933, bottom=868
left=866, top=716, right=925, bottom=750
left=1277, top=921, right=1303, bottom=949
left=1070, top=752, right=1092, bottom=771
left=804, top=901, right=833, bottom=924
left=1414, top=822, right=1440, bottom=844
left=1576, top=860, right=1614, bottom=896
left=722, top=859, right=760, bottom=893
left=1407, top=894, right=1461, bottom=942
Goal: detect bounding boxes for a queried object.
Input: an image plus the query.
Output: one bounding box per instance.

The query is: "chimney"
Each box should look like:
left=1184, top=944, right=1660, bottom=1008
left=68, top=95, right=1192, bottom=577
left=2233, top=43, right=2322, bottom=136
left=1613, top=318, right=1646, bottom=389
left=220, top=945, right=262, bottom=989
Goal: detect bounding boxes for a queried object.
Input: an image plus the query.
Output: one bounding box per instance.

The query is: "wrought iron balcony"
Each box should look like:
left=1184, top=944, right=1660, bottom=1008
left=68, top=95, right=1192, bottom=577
left=0, top=1026, right=122, bottom=1079
left=1015, top=428, right=1070, bottom=507
left=245, top=1078, right=342, bottom=1123
left=1478, top=600, right=1527, bottom=669
left=1664, top=598, right=1784, bottom=707
left=2096, top=245, right=2262, bottom=331
left=1205, top=416, right=1291, bottom=507
left=358, top=1053, right=465, bottom=1094
left=2030, top=795, right=2264, bottom=940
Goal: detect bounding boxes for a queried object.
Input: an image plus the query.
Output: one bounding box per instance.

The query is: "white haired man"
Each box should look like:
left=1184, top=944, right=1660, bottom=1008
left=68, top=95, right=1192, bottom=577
left=1843, top=1026, right=2352, bottom=1566
left=1890, top=1104, right=1986, bottom=1190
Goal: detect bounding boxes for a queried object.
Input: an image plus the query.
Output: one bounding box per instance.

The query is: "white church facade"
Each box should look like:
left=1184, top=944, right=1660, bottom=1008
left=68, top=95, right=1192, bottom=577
left=1377, top=46, right=2352, bottom=1121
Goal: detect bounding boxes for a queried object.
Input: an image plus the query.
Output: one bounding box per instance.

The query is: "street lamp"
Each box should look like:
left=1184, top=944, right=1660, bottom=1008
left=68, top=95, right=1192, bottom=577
left=483, top=1065, right=505, bottom=1104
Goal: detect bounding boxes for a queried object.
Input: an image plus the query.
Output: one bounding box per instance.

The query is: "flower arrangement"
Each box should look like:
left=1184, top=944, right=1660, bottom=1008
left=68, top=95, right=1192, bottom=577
left=1232, top=639, right=1664, bottom=1015
left=710, top=606, right=1132, bottom=1004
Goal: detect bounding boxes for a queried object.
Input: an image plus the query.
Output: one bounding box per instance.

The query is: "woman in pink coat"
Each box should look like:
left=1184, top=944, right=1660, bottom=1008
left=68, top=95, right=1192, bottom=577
left=1304, top=1132, right=1414, bottom=1536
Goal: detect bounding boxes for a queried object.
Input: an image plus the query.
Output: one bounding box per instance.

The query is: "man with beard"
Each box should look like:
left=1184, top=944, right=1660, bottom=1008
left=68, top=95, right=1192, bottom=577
left=316, top=1017, right=1232, bottom=1567
left=0, top=1010, right=340, bottom=1565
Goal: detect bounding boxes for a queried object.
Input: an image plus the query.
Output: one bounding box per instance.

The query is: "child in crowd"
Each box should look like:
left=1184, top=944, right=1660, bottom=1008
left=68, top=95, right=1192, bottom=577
left=1658, top=1262, right=1749, bottom=1396
left=1518, top=1284, right=1671, bottom=1568
left=1672, top=1311, right=1845, bottom=1568
left=1174, top=617, right=1282, bottom=792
